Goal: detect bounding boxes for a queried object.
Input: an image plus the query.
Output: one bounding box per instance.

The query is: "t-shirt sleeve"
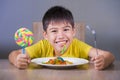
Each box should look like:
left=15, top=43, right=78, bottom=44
left=25, top=40, right=42, bottom=59
left=26, top=40, right=54, bottom=59
left=75, top=39, right=92, bottom=59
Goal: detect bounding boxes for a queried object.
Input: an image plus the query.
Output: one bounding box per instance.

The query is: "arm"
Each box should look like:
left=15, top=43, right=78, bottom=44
left=88, top=48, right=115, bottom=70
left=8, top=49, right=31, bottom=69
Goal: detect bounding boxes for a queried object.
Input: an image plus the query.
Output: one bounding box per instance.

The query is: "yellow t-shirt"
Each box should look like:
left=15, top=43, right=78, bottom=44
left=26, top=38, right=92, bottom=59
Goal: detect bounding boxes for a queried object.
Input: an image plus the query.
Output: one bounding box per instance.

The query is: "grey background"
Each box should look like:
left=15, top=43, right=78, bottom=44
left=0, top=0, right=120, bottom=60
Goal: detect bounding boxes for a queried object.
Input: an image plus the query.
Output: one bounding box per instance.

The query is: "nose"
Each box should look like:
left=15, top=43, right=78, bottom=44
left=57, top=30, right=64, bottom=39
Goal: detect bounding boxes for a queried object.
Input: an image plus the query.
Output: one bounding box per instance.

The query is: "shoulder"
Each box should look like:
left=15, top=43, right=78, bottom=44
left=26, top=39, right=51, bottom=49
left=36, top=39, right=50, bottom=45
left=72, top=38, right=85, bottom=44
left=72, top=38, right=92, bottom=48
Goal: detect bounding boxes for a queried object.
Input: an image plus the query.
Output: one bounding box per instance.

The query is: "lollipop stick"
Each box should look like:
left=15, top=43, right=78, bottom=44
left=22, top=48, right=25, bottom=54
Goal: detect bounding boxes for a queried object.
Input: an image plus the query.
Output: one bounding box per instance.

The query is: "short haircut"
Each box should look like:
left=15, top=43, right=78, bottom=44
left=42, top=6, right=74, bottom=31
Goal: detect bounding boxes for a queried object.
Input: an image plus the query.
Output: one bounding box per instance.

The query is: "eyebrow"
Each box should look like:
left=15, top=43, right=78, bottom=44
left=49, top=28, right=57, bottom=31
left=64, top=26, right=71, bottom=28
left=49, top=26, right=71, bottom=30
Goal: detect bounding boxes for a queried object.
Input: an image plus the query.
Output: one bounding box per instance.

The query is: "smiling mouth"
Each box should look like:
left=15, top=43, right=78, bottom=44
left=55, top=40, right=67, bottom=46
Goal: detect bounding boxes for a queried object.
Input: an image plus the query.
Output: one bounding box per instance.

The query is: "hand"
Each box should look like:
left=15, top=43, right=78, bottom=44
left=15, top=53, right=31, bottom=69
left=91, top=55, right=105, bottom=70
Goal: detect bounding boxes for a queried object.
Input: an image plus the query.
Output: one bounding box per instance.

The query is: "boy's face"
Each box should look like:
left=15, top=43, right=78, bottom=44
left=43, top=21, right=75, bottom=53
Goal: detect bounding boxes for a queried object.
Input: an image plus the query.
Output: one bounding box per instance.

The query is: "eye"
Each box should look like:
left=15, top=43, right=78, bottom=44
left=64, top=28, right=70, bottom=31
left=51, top=30, right=57, bottom=33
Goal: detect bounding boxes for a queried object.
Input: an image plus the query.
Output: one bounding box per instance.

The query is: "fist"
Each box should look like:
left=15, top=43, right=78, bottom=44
left=15, top=54, right=31, bottom=69
left=91, top=55, right=105, bottom=70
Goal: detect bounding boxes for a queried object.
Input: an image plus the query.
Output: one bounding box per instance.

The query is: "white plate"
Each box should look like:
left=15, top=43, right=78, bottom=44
left=31, top=57, right=89, bottom=68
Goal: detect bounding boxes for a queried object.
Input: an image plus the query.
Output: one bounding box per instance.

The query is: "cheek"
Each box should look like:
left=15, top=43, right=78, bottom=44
left=66, top=32, right=75, bottom=38
left=47, top=34, right=55, bottom=43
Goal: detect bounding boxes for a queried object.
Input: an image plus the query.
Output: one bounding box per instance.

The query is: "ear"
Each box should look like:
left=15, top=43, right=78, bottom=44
left=72, top=28, right=76, bottom=37
left=43, top=31, right=48, bottom=40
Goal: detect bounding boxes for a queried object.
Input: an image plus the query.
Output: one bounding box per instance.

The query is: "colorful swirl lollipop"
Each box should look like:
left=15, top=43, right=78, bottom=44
left=14, top=27, right=34, bottom=53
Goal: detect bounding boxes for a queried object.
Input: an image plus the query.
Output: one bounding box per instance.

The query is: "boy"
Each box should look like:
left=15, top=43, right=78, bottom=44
left=9, top=6, right=114, bottom=70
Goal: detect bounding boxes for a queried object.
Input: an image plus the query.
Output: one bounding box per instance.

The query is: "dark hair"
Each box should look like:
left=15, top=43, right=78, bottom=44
left=42, top=6, right=74, bottom=31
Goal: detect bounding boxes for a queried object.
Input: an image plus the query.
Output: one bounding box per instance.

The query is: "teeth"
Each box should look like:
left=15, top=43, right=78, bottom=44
left=59, top=42, right=66, bottom=44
